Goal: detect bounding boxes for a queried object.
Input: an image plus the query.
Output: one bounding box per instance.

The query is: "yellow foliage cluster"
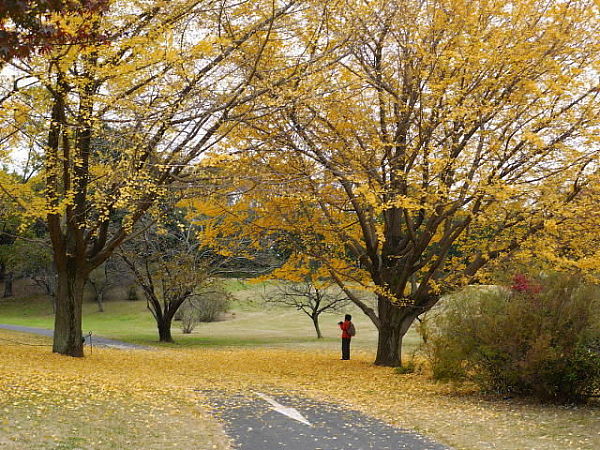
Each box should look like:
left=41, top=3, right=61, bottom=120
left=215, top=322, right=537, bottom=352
left=196, top=0, right=600, bottom=313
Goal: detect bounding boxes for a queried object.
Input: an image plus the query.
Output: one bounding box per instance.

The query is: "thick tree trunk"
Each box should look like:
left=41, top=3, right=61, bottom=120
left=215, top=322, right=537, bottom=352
left=375, top=323, right=403, bottom=366
left=157, top=316, right=174, bottom=343
left=3, top=272, right=13, bottom=298
left=374, top=295, right=418, bottom=367
left=312, top=315, right=323, bottom=339
left=53, top=268, right=86, bottom=357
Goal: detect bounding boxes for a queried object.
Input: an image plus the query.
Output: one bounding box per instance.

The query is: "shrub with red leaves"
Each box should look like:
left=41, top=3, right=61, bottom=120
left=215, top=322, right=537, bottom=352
left=426, top=273, right=600, bottom=403
left=511, top=273, right=542, bottom=295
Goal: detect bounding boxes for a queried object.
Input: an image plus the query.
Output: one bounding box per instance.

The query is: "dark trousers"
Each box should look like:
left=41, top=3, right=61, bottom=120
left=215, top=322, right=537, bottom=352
left=341, top=337, right=351, bottom=360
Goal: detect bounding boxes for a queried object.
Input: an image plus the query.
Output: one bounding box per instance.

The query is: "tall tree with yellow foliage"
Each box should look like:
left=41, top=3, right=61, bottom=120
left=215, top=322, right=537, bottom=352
left=0, top=0, right=340, bottom=356
left=203, top=0, right=600, bottom=366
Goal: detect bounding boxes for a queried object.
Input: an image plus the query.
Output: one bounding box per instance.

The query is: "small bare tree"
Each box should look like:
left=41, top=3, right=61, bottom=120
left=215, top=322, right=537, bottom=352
left=264, top=280, right=350, bottom=338
left=86, top=258, right=129, bottom=312
left=119, top=216, right=214, bottom=343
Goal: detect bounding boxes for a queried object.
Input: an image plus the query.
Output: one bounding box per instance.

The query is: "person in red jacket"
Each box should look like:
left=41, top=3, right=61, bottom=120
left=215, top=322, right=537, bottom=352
left=338, top=314, right=354, bottom=360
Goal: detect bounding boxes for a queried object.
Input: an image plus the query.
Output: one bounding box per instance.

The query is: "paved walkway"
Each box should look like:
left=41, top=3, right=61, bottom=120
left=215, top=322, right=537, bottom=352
left=203, top=390, right=449, bottom=450
left=0, top=324, right=148, bottom=350
left=3, top=324, right=449, bottom=448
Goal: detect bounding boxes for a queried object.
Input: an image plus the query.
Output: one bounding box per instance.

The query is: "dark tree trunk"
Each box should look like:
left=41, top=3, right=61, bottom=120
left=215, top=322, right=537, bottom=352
left=312, top=314, right=323, bottom=339
left=374, top=295, right=418, bottom=367
left=52, top=267, right=86, bottom=357
left=375, top=324, right=402, bottom=366
left=157, top=315, right=174, bottom=343
left=89, top=281, right=105, bottom=312
left=3, top=272, right=13, bottom=298
left=96, top=293, right=104, bottom=313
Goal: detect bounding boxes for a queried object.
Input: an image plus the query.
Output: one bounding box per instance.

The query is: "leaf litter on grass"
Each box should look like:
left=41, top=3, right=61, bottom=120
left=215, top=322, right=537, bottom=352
left=1, top=329, right=599, bottom=449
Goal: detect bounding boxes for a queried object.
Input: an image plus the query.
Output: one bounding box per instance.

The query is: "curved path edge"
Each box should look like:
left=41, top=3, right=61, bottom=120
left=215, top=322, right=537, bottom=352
left=0, top=324, right=149, bottom=349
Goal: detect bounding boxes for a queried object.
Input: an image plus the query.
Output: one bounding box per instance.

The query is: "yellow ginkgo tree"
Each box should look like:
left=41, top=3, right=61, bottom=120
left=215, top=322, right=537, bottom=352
left=0, top=0, right=340, bottom=356
left=202, top=0, right=600, bottom=366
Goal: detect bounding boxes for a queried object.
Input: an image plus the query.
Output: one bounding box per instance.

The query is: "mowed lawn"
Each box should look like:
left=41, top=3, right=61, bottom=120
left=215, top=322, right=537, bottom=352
left=0, top=279, right=403, bottom=353
left=1, top=280, right=599, bottom=449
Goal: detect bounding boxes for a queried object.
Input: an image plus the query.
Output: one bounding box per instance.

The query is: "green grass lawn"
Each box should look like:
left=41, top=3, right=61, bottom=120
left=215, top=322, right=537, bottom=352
left=0, top=279, right=422, bottom=356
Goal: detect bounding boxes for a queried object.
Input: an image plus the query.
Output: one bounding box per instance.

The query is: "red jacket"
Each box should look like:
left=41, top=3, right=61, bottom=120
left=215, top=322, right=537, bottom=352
left=340, top=320, right=352, bottom=339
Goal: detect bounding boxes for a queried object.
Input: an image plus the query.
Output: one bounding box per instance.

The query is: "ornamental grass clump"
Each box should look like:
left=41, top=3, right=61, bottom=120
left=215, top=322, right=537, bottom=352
left=424, top=274, right=600, bottom=403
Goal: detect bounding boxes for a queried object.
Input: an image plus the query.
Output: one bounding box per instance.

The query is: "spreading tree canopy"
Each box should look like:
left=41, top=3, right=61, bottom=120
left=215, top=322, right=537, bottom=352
left=201, top=0, right=600, bottom=366
left=0, top=0, right=341, bottom=356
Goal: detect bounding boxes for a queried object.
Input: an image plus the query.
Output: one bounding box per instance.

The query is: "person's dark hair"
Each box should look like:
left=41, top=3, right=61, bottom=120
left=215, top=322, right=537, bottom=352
left=345, top=314, right=352, bottom=321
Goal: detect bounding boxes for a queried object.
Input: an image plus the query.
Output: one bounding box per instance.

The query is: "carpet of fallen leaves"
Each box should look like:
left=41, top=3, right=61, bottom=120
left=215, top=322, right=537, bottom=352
left=0, top=331, right=229, bottom=449
left=1, top=330, right=599, bottom=449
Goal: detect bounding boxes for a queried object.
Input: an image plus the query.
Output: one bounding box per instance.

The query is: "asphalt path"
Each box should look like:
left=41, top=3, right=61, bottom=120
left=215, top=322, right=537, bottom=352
left=203, top=390, right=449, bottom=450
left=0, top=324, right=148, bottom=349
left=4, top=324, right=449, bottom=448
